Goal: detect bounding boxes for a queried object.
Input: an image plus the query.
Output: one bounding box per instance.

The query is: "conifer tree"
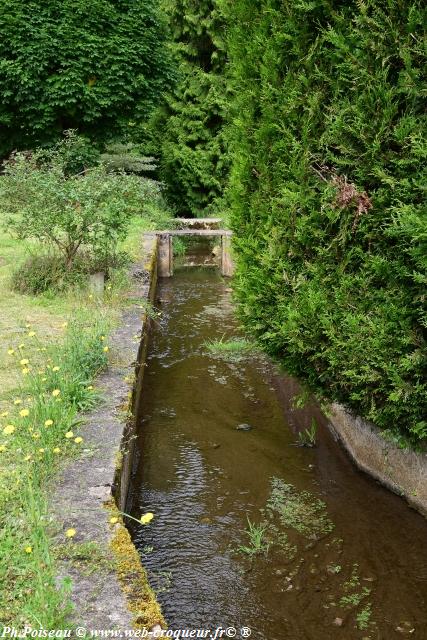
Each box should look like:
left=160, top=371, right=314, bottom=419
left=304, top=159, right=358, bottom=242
left=156, top=0, right=229, bottom=216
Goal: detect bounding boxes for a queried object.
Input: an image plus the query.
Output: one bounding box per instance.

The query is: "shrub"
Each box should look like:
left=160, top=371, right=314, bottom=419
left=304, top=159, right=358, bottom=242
left=11, top=251, right=130, bottom=295
left=0, top=134, right=146, bottom=271
left=223, top=0, right=427, bottom=443
left=11, top=254, right=77, bottom=295
left=100, top=143, right=158, bottom=177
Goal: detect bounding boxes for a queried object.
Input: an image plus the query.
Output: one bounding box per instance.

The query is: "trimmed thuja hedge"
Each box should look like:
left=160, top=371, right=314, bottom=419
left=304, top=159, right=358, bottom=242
left=223, top=0, right=426, bottom=443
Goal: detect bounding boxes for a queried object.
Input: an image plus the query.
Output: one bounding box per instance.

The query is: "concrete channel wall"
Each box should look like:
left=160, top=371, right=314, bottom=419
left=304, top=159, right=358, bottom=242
left=328, top=403, right=427, bottom=518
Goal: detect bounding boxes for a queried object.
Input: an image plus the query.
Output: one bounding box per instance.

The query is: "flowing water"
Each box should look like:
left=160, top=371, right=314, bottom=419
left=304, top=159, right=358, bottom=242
left=126, top=263, right=427, bottom=640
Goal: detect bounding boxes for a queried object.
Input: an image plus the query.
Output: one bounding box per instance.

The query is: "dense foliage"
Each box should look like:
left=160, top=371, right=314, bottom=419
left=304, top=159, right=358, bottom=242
left=0, top=0, right=173, bottom=157
left=0, top=134, right=147, bottom=271
left=223, top=0, right=427, bottom=442
left=155, top=0, right=229, bottom=216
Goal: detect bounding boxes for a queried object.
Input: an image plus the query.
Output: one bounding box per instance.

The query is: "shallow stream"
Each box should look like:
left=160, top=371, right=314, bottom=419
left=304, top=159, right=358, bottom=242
left=127, top=264, right=427, bottom=640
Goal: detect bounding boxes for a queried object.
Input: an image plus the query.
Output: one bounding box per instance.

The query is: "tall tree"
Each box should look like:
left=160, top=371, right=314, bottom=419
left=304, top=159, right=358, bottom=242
left=0, top=0, right=173, bottom=156
left=156, top=0, right=229, bottom=216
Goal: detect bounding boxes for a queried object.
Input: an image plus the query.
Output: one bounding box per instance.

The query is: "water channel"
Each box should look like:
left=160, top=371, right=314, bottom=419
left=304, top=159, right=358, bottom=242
left=126, top=256, right=427, bottom=640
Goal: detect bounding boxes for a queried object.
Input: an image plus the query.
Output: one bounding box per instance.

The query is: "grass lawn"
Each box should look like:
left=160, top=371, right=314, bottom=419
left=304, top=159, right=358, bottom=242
left=0, top=215, right=165, bottom=628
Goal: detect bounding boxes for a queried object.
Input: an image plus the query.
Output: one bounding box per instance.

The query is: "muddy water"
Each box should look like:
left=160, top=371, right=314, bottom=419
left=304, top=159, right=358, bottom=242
left=127, top=266, right=427, bottom=640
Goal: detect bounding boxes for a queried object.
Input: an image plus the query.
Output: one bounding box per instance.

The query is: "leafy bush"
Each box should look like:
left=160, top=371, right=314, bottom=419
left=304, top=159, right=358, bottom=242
left=11, top=254, right=80, bottom=295
left=0, top=134, right=146, bottom=271
left=0, top=0, right=173, bottom=157
left=11, top=251, right=130, bottom=295
left=223, top=0, right=427, bottom=442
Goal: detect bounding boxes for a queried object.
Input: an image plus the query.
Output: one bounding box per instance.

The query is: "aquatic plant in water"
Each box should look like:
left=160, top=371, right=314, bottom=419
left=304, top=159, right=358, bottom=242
left=237, top=518, right=270, bottom=557
left=267, top=478, right=334, bottom=538
left=204, top=336, right=258, bottom=363
left=297, top=418, right=317, bottom=447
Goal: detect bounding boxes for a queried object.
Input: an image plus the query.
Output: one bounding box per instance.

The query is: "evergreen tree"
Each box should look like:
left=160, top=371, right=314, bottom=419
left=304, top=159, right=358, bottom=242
left=156, top=0, right=229, bottom=216
left=0, top=0, right=173, bottom=156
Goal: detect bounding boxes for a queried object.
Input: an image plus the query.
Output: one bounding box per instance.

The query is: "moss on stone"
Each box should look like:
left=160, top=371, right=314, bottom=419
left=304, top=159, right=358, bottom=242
left=107, top=502, right=165, bottom=631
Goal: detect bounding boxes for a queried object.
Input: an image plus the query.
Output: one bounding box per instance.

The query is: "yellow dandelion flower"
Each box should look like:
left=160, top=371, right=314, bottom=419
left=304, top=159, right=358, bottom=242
left=7, top=348, right=15, bottom=356
left=65, top=431, right=74, bottom=439
left=3, top=424, right=15, bottom=436
left=24, top=454, right=32, bottom=461
left=41, top=377, right=47, bottom=382
left=0, top=445, right=6, bottom=453
left=28, top=331, right=36, bottom=337
left=52, top=389, right=61, bottom=397
left=109, top=517, right=119, bottom=524
left=44, top=419, right=54, bottom=427
left=61, top=322, right=68, bottom=328
left=52, top=366, right=60, bottom=372
left=65, top=528, right=76, bottom=538
left=32, top=433, right=40, bottom=440
left=22, top=368, right=30, bottom=375
left=140, top=512, right=154, bottom=525
left=74, top=437, right=83, bottom=444
left=19, top=409, right=30, bottom=418
left=38, top=448, right=45, bottom=454
left=14, top=399, right=22, bottom=405
left=1, top=411, right=9, bottom=417
left=18, top=343, right=25, bottom=349
left=25, top=546, right=33, bottom=554
left=20, top=358, right=29, bottom=366
left=53, top=447, right=61, bottom=454
left=100, top=336, right=106, bottom=341
left=87, top=385, right=94, bottom=391
left=103, top=346, right=109, bottom=353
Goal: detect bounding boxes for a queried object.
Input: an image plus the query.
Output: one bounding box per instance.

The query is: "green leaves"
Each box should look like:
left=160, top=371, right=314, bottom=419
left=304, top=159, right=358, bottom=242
left=0, top=134, right=146, bottom=270
left=0, top=0, right=173, bottom=156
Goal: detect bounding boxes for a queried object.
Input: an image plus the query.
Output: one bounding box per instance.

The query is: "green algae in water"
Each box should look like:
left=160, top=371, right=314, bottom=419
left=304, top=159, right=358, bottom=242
left=267, top=477, right=334, bottom=539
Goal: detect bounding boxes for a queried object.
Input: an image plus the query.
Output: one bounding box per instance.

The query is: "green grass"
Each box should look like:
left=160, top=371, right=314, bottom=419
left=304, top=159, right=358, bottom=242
left=204, top=336, right=258, bottom=362
left=297, top=419, right=318, bottom=448
left=267, top=478, right=334, bottom=539
left=0, top=211, right=172, bottom=627
left=0, top=312, right=111, bottom=626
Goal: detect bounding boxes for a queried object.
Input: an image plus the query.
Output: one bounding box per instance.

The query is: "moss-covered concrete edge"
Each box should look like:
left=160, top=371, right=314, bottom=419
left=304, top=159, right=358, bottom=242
left=49, top=234, right=166, bottom=631
left=328, top=403, right=427, bottom=518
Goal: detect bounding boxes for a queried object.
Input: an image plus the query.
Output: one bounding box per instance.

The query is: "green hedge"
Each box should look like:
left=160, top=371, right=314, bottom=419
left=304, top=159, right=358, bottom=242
left=0, top=0, right=172, bottom=156
left=223, top=0, right=426, bottom=443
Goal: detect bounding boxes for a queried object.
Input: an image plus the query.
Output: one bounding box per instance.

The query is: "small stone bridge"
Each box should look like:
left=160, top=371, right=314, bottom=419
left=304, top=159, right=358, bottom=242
left=148, top=218, right=233, bottom=278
